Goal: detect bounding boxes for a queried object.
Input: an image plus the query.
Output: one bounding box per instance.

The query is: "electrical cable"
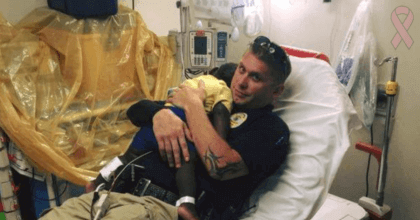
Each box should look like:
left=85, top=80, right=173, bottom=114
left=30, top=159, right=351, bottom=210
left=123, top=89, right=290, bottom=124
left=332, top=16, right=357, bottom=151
left=179, top=5, right=186, bottom=80
left=90, top=183, right=106, bottom=220
left=180, top=33, right=186, bottom=80
left=365, top=126, right=374, bottom=197
left=33, top=182, right=68, bottom=202
left=51, top=174, right=61, bottom=206
left=89, top=151, right=153, bottom=220
left=365, top=154, right=372, bottom=197
left=184, top=68, right=204, bottom=79
left=30, top=167, right=68, bottom=202
left=108, top=151, right=152, bottom=193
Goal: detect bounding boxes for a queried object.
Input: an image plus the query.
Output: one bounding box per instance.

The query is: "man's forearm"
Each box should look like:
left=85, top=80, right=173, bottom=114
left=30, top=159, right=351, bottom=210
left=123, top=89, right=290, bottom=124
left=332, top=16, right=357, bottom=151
left=127, top=100, right=166, bottom=127
left=184, top=100, right=249, bottom=180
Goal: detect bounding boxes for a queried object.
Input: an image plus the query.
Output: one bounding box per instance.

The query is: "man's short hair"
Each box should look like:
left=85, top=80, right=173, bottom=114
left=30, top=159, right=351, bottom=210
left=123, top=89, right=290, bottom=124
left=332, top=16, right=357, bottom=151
left=248, top=36, right=292, bottom=85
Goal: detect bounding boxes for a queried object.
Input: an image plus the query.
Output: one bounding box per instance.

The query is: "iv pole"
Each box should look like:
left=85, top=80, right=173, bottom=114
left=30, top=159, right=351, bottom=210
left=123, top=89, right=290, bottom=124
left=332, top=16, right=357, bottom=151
left=376, top=57, right=398, bottom=207
left=358, top=57, right=398, bottom=220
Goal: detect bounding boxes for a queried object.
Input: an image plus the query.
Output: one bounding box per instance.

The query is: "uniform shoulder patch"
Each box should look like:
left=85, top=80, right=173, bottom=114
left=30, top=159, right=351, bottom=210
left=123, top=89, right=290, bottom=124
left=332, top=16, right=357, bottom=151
left=230, top=113, right=248, bottom=128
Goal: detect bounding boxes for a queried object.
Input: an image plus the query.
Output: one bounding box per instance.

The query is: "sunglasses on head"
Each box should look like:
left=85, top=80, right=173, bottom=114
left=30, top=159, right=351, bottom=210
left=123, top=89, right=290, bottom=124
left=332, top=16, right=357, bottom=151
left=252, top=36, right=289, bottom=66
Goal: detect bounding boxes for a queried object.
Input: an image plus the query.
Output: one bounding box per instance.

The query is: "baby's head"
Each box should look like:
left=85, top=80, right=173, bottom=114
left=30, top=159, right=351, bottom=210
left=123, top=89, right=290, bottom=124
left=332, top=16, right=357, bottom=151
left=209, top=62, right=237, bottom=87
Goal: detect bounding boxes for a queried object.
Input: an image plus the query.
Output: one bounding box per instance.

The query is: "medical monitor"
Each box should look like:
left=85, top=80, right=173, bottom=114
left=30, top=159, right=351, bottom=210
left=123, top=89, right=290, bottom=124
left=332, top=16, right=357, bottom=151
left=189, top=30, right=212, bottom=68
left=194, top=36, right=207, bottom=54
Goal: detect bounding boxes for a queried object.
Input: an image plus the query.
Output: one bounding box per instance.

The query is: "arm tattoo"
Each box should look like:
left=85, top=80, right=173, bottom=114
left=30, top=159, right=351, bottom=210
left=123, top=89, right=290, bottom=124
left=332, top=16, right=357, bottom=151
left=203, top=148, right=244, bottom=178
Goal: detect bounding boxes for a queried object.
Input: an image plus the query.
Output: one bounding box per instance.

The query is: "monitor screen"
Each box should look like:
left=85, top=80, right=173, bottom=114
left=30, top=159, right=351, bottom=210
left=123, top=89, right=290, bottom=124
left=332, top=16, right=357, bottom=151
left=194, top=36, right=207, bottom=55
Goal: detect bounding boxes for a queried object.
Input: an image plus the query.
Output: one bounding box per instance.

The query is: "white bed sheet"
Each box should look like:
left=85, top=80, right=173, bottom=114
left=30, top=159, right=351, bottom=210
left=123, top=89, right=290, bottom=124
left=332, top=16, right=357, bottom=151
left=311, top=194, right=366, bottom=220
left=240, top=56, right=362, bottom=220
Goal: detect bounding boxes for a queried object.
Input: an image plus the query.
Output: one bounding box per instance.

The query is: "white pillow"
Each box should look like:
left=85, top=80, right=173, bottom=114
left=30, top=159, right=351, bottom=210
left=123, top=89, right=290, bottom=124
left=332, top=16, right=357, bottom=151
left=240, top=56, right=361, bottom=219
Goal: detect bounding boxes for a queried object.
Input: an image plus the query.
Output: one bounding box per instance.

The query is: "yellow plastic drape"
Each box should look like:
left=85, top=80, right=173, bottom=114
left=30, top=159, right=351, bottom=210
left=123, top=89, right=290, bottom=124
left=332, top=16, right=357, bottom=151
left=0, top=6, right=181, bottom=185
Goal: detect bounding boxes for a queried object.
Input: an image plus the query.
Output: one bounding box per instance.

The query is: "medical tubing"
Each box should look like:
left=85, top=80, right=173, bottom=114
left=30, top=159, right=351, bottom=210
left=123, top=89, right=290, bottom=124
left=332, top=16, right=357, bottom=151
left=29, top=167, right=68, bottom=202
left=180, top=5, right=187, bottom=78
left=376, top=57, right=398, bottom=207
left=108, top=151, right=153, bottom=193
left=89, top=151, right=152, bottom=219
left=90, top=183, right=106, bottom=220
left=51, top=175, right=61, bottom=206
left=365, top=154, right=372, bottom=197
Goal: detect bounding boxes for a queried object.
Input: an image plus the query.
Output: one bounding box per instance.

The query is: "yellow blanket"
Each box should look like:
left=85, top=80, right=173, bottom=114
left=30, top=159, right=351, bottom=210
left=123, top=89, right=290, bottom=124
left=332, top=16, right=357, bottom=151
left=0, top=6, right=181, bottom=185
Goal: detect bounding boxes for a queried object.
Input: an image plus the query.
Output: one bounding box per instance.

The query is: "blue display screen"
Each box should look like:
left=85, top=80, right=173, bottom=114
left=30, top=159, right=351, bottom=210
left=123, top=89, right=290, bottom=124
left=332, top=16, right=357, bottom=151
left=194, top=36, right=207, bottom=55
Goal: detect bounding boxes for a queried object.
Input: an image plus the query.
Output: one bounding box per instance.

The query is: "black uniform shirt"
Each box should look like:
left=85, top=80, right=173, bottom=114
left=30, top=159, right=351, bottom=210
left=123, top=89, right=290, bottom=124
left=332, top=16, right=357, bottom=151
left=126, top=100, right=290, bottom=216
left=196, top=104, right=290, bottom=212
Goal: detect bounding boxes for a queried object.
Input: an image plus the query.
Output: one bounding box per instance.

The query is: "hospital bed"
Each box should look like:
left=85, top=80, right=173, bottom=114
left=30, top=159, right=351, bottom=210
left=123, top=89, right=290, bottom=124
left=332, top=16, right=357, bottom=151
left=0, top=5, right=366, bottom=220
left=238, top=48, right=363, bottom=220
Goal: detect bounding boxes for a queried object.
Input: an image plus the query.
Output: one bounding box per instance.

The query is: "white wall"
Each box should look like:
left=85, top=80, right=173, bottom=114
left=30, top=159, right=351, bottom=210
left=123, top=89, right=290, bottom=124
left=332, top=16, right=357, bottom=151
left=0, top=0, right=47, bottom=24
left=131, top=0, right=181, bottom=36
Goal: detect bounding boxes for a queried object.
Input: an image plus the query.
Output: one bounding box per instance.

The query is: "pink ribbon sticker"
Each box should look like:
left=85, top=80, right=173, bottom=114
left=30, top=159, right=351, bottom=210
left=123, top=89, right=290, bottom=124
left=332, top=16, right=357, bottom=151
left=391, top=6, right=414, bottom=49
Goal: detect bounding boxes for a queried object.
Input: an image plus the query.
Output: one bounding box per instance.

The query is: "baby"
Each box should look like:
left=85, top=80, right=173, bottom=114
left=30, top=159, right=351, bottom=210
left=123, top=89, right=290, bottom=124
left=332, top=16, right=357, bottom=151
left=89, top=63, right=237, bottom=220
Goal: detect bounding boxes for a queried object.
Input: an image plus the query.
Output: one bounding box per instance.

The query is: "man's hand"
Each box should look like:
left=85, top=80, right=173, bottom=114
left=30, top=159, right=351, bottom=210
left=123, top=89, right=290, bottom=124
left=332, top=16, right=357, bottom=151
left=167, top=80, right=206, bottom=110
left=85, top=182, right=96, bottom=193
left=153, top=109, right=192, bottom=168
